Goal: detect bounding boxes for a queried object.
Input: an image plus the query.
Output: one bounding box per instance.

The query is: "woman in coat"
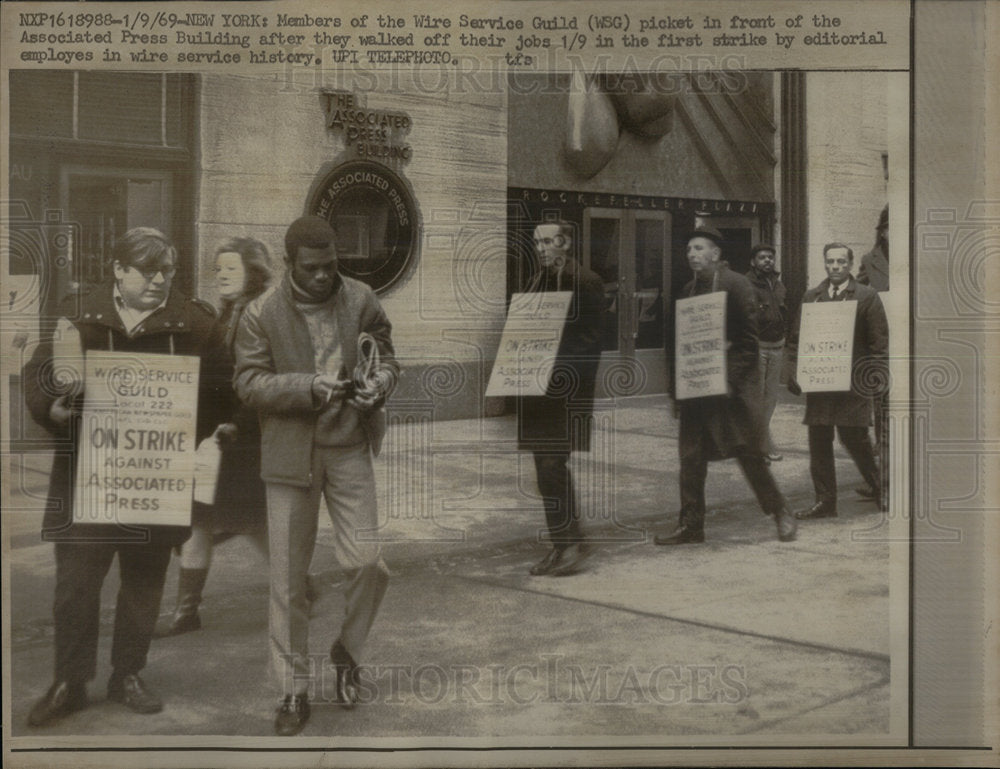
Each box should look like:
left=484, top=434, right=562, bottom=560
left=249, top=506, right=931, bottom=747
left=157, top=237, right=272, bottom=636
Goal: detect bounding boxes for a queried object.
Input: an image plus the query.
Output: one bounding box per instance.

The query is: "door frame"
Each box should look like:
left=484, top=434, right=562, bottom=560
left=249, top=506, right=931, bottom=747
left=583, top=207, right=672, bottom=397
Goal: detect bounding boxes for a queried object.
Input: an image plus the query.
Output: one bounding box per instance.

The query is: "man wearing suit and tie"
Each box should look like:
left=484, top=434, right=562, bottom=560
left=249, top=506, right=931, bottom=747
left=785, top=242, right=889, bottom=519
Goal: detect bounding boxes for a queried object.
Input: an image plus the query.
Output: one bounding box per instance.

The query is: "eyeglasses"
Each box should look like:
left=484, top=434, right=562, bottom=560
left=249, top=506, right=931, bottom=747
left=130, top=265, right=177, bottom=281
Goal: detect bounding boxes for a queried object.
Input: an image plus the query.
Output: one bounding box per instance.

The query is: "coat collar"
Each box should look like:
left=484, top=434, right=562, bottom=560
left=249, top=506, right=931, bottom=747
left=746, top=266, right=781, bottom=286
left=283, top=272, right=344, bottom=306
left=816, top=275, right=857, bottom=299
left=76, top=282, right=198, bottom=337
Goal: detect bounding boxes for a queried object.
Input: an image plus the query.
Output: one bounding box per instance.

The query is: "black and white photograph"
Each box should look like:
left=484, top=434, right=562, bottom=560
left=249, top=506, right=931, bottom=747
left=0, top=1, right=995, bottom=767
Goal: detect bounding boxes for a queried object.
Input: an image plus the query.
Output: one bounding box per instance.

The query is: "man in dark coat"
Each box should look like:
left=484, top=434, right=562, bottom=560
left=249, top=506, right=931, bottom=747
left=745, top=243, right=788, bottom=462
left=857, top=205, right=889, bottom=292
left=22, top=227, right=229, bottom=727
left=856, top=205, right=890, bottom=500
left=786, top=242, right=889, bottom=518
left=656, top=226, right=796, bottom=545
left=517, top=221, right=605, bottom=576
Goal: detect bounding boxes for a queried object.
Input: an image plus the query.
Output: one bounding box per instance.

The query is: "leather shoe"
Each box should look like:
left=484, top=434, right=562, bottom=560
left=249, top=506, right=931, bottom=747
left=274, top=694, right=310, bottom=736
left=330, top=639, right=360, bottom=708
left=529, top=547, right=563, bottom=576
left=27, top=681, right=87, bottom=727
left=796, top=501, right=837, bottom=520
left=107, top=673, right=162, bottom=714
left=549, top=542, right=592, bottom=576
left=653, top=525, right=705, bottom=545
left=154, top=611, right=201, bottom=638
left=855, top=484, right=878, bottom=499
left=775, top=507, right=798, bottom=542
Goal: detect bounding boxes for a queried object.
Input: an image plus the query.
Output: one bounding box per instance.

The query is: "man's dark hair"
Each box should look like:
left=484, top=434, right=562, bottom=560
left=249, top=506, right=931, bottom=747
left=285, top=216, right=337, bottom=262
left=112, top=227, right=176, bottom=270
left=822, top=242, right=855, bottom=262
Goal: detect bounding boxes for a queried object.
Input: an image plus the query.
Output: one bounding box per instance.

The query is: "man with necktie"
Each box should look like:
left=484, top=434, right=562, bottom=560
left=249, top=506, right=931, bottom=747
left=785, top=242, right=889, bottom=519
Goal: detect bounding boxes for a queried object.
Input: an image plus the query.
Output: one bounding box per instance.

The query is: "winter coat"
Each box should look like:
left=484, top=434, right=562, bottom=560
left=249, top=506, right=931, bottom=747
left=516, top=258, right=605, bottom=453
left=22, top=283, right=230, bottom=544
left=745, top=268, right=788, bottom=343
left=785, top=276, right=889, bottom=427
left=857, top=243, right=889, bottom=292
left=206, top=298, right=267, bottom=533
left=674, top=263, right=766, bottom=460
left=233, top=274, right=398, bottom=488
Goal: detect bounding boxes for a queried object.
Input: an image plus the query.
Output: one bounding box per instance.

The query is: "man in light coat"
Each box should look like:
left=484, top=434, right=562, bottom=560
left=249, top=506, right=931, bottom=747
left=234, top=216, right=398, bottom=736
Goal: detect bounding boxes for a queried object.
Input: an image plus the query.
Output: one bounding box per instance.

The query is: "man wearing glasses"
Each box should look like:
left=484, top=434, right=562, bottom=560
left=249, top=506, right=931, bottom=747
left=22, top=227, right=230, bottom=727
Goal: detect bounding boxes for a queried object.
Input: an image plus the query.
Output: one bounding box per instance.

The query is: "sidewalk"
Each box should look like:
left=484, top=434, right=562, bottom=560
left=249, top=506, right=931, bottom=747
left=6, top=396, right=895, bottom=741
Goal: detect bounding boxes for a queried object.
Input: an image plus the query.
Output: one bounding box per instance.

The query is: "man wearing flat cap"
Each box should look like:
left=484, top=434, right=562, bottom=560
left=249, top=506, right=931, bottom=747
left=656, top=226, right=796, bottom=545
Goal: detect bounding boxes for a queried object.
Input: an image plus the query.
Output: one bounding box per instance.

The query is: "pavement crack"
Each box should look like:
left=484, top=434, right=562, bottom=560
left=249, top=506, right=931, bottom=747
left=735, top=671, right=891, bottom=733
left=450, top=572, right=890, bottom=666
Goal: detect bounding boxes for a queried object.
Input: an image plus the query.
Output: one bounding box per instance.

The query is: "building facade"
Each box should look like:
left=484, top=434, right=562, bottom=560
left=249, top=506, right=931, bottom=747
left=8, top=68, right=890, bottom=434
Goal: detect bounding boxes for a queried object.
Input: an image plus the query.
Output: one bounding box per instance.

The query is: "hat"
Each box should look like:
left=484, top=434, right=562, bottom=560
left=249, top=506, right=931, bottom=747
left=750, top=243, right=776, bottom=258
left=876, top=205, right=888, bottom=230
left=687, top=225, right=724, bottom=245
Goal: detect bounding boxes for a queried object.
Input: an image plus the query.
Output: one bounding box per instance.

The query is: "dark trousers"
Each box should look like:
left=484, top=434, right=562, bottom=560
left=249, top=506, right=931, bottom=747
left=807, top=424, right=881, bottom=505
left=53, top=541, right=173, bottom=684
left=679, top=430, right=786, bottom=529
left=532, top=452, right=584, bottom=548
left=874, top=393, right=890, bottom=499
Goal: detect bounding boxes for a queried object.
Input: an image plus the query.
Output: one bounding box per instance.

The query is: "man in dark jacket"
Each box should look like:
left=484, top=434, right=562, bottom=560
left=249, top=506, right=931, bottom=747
left=22, top=227, right=229, bottom=727
left=856, top=205, right=890, bottom=499
left=858, top=205, right=889, bottom=292
left=745, top=244, right=788, bottom=462
left=517, top=221, right=605, bottom=576
left=786, top=242, right=889, bottom=518
left=234, top=216, right=398, bottom=736
left=656, top=226, right=796, bottom=545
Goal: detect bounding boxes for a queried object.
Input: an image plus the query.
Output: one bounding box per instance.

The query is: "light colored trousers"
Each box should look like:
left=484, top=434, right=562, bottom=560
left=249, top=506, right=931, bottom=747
left=266, top=443, right=389, bottom=697
left=758, top=341, right=785, bottom=455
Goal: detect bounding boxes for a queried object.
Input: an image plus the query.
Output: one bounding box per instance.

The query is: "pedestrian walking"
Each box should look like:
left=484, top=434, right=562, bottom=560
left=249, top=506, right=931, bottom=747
left=745, top=243, right=788, bottom=463
left=23, top=227, right=230, bottom=726
left=234, top=216, right=398, bottom=736
left=786, top=242, right=889, bottom=519
left=656, top=226, right=796, bottom=546
left=156, top=237, right=272, bottom=637
left=517, top=221, right=605, bottom=576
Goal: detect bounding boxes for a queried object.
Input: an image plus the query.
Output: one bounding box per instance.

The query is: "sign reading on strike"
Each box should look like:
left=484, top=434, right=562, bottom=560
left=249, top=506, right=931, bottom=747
left=796, top=300, right=857, bottom=392
left=675, top=292, right=727, bottom=399
left=486, top=291, right=572, bottom=397
left=73, top=352, right=200, bottom=528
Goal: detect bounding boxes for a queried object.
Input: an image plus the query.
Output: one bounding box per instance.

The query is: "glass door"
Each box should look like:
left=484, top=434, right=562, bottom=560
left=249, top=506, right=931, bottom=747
left=584, top=209, right=671, bottom=396
left=58, top=167, right=173, bottom=301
